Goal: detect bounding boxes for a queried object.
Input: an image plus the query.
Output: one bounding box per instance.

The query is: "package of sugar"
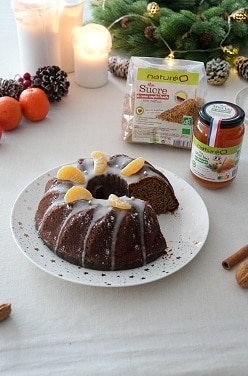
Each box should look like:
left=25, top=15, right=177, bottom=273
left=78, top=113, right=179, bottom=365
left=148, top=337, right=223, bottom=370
left=121, top=57, right=207, bottom=149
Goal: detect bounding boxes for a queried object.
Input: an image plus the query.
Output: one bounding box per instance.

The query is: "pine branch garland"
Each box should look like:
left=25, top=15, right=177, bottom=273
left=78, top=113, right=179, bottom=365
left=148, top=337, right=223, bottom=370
left=91, top=0, right=248, bottom=63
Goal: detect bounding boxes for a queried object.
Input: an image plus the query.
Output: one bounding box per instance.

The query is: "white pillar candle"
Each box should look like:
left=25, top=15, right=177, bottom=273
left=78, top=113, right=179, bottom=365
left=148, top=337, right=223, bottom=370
left=59, top=0, right=84, bottom=73
left=11, top=0, right=61, bottom=75
left=73, top=23, right=112, bottom=88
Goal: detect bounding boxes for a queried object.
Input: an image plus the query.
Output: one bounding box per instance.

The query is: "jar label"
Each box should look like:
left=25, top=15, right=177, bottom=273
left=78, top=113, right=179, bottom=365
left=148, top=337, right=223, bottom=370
left=190, top=135, right=242, bottom=182
left=205, top=102, right=237, bottom=120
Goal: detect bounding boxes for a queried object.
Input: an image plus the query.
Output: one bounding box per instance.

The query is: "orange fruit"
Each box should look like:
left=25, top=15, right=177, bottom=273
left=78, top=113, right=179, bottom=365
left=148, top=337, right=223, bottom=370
left=64, top=186, right=93, bottom=203
left=0, top=96, right=22, bottom=131
left=57, top=165, right=86, bottom=184
left=108, top=194, right=132, bottom=210
left=121, top=157, right=145, bottom=176
left=91, top=151, right=107, bottom=174
left=19, top=88, right=50, bottom=122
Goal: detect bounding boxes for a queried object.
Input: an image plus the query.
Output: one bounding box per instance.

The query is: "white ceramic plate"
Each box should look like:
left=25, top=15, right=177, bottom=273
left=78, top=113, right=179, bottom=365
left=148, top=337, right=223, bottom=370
left=10, top=165, right=209, bottom=287
left=235, top=87, right=248, bottom=124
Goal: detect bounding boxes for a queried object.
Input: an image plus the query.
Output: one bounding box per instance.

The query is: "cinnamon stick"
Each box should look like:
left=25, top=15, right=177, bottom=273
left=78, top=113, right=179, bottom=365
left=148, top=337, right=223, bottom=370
left=222, top=244, right=248, bottom=270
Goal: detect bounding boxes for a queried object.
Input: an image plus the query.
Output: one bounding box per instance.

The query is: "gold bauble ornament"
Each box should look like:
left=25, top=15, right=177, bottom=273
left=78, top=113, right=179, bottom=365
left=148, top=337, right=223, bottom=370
left=223, top=45, right=240, bottom=66
left=223, top=45, right=239, bottom=58
left=147, top=2, right=160, bottom=17
left=230, top=8, right=248, bottom=22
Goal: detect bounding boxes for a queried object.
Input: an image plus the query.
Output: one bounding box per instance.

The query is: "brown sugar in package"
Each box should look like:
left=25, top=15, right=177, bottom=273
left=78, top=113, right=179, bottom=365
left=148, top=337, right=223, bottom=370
left=121, top=57, right=207, bottom=149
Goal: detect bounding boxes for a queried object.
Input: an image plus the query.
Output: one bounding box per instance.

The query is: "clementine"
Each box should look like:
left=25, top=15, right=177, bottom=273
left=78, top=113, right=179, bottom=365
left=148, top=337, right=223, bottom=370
left=19, top=88, right=50, bottom=122
left=0, top=96, right=22, bottom=131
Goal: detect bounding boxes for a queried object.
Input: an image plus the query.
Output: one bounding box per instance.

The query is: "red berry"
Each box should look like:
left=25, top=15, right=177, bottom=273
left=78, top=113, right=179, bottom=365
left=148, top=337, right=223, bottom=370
left=23, top=72, right=31, bottom=80
left=23, top=79, right=31, bottom=88
left=17, top=77, right=24, bottom=83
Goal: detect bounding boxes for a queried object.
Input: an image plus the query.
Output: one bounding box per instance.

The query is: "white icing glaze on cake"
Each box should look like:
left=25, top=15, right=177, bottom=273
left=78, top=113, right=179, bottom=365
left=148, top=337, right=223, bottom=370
left=76, top=154, right=165, bottom=186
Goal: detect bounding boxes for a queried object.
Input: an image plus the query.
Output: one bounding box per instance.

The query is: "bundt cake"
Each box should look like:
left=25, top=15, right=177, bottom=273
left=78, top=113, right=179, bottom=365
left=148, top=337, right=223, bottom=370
left=35, top=152, right=179, bottom=271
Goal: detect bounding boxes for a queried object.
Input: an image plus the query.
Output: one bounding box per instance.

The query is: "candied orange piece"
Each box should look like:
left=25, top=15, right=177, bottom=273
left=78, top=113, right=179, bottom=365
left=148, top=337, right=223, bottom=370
left=57, top=165, right=85, bottom=184
left=64, top=186, right=93, bottom=203
left=91, top=151, right=107, bottom=174
left=108, top=194, right=132, bottom=210
left=121, top=157, right=145, bottom=176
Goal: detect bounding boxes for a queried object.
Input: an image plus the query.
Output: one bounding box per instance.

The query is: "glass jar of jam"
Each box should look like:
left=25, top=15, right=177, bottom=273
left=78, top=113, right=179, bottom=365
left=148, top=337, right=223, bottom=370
left=190, top=101, right=245, bottom=189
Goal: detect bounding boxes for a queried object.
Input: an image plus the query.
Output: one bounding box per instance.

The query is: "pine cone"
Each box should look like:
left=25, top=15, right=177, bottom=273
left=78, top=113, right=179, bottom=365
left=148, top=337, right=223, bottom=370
left=235, top=56, right=248, bottom=81
left=108, top=57, right=129, bottom=79
left=206, top=58, right=230, bottom=85
left=0, top=78, right=24, bottom=100
left=32, top=66, right=70, bottom=102
left=144, top=26, right=156, bottom=41
left=198, top=31, right=212, bottom=47
left=121, top=17, right=129, bottom=28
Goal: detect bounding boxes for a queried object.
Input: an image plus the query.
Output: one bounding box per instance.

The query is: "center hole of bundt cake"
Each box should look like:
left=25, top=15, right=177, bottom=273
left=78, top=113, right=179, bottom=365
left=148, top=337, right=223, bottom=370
left=86, top=175, right=127, bottom=199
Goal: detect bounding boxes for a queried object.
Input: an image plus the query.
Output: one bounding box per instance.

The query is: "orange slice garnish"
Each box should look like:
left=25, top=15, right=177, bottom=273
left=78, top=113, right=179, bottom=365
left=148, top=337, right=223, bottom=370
left=64, top=186, right=93, bottom=203
left=121, top=157, right=145, bottom=177
left=108, top=194, right=132, bottom=210
left=91, top=151, right=107, bottom=174
left=57, top=165, right=85, bottom=184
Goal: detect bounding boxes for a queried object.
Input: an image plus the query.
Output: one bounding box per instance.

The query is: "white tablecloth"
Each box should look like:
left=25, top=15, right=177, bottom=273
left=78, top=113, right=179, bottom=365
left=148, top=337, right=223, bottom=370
left=1, top=2, right=248, bottom=375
